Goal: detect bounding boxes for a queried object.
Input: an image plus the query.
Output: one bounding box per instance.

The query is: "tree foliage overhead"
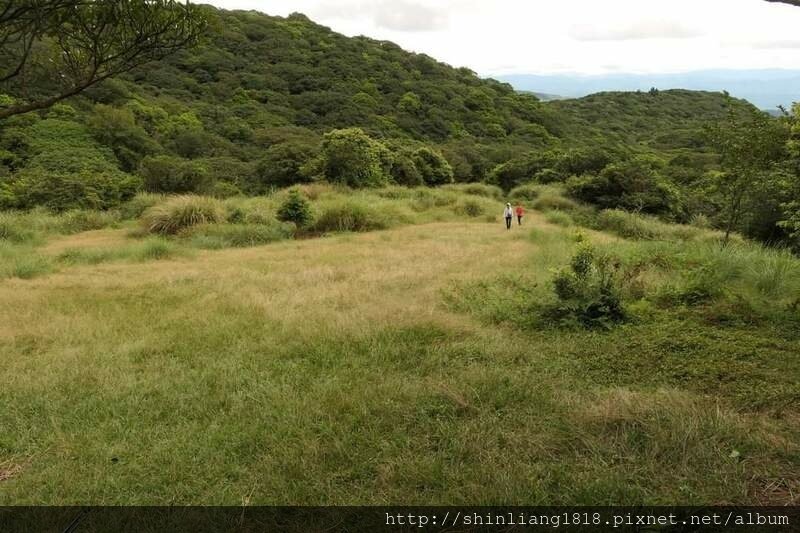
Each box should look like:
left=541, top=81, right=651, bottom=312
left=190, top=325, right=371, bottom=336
left=0, top=0, right=206, bottom=119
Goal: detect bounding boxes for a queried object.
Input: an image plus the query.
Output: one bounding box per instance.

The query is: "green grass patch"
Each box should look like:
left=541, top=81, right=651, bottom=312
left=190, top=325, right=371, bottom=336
left=185, top=223, right=294, bottom=249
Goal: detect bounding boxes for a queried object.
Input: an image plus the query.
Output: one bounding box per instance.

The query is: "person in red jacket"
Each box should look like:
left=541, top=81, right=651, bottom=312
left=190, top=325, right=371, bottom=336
left=515, top=204, right=525, bottom=226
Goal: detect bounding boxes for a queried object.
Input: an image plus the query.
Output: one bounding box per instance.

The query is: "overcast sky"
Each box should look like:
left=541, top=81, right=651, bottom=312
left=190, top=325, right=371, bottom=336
left=205, top=0, right=800, bottom=76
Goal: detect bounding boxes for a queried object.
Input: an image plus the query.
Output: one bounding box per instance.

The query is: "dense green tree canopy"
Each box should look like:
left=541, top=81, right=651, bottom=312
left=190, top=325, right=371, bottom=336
left=0, top=0, right=206, bottom=119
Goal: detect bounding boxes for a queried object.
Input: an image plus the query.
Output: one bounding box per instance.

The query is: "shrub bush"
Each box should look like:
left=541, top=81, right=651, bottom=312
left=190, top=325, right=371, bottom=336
left=412, top=147, right=454, bottom=186
left=315, top=128, right=390, bottom=188
left=253, top=140, right=317, bottom=191
left=546, top=245, right=627, bottom=329
left=141, top=195, right=225, bottom=235
left=565, top=157, right=682, bottom=216
left=277, top=189, right=313, bottom=227
left=4, top=168, right=140, bottom=211
left=139, top=155, right=212, bottom=194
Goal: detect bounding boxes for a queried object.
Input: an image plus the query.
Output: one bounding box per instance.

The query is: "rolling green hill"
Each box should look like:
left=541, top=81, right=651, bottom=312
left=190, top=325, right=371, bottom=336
left=1, top=7, right=752, bottom=194
left=1, top=7, right=796, bottom=249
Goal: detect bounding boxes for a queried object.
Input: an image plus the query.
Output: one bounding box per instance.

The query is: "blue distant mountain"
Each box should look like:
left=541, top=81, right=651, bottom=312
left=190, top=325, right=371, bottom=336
left=495, top=69, right=800, bottom=110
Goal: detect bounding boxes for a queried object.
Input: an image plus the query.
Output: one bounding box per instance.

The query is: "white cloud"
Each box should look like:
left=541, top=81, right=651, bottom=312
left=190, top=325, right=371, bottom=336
left=752, top=40, right=800, bottom=49
left=312, top=0, right=449, bottom=31
left=570, top=19, right=703, bottom=41
left=372, top=0, right=449, bottom=31
left=204, top=0, right=800, bottom=75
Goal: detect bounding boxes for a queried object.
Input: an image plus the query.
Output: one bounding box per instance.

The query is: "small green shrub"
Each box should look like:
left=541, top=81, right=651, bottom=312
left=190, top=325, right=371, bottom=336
left=141, top=195, right=225, bottom=235
left=277, top=189, right=312, bottom=227
left=311, top=201, right=389, bottom=233
left=225, top=205, right=247, bottom=224
left=545, top=245, right=627, bottom=329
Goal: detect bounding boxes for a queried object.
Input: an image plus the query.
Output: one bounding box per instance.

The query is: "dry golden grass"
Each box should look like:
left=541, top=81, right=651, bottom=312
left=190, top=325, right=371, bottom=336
left=41, top=229, right=132, bottom=256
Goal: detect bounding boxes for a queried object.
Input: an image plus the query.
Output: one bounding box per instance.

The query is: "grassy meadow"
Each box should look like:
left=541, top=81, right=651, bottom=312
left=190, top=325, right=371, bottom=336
left=1, top=184, right=799, bottom=505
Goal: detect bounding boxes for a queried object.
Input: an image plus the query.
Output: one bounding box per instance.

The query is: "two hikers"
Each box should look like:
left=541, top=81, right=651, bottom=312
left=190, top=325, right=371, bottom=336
left=503, top=203, right=524, bottom=229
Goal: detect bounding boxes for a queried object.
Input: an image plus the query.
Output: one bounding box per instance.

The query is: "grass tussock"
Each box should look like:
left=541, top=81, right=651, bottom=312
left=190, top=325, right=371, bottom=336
left=0, top=213, right=39, bottom=244
left=310, top=200, right=393, bottom=233
left=185, top=223, right=294, bottom=249
left=141, top=195, right=225, bottom=235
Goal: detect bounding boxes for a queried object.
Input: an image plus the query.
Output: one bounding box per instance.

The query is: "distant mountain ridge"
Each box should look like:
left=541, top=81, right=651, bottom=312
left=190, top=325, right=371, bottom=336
left=497, top=69, right=800, bottom=110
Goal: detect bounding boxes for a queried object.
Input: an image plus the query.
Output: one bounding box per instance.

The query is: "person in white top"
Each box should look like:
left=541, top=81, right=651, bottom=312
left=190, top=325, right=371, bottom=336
left=503, top=203, right=514, bottom=230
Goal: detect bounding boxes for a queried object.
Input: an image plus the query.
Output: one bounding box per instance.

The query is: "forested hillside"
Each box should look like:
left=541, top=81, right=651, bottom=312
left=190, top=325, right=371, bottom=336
left=1, top=6, right=798, bottom=248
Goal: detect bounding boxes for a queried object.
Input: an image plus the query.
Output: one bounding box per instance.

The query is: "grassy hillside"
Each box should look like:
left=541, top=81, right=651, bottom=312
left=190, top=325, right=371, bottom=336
left=1, top=187, right=798, bottom=504
left=1, top=7, right=757, bottom=206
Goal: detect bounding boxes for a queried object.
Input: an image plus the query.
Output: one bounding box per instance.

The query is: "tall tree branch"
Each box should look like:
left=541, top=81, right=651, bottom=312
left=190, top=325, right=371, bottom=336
left=0, top=0, right=206, bottom=120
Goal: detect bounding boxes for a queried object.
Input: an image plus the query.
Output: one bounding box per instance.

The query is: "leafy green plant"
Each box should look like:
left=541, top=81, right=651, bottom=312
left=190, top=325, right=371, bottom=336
left=277, top=189, right=313, bottom=227
left=546, top=245, right=627, bottom=329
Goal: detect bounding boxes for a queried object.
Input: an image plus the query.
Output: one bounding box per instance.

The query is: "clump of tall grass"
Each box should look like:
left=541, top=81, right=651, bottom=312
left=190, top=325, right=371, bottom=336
left=59, top=209, right=120, bottom=234
left=185, top=222, right=294, bottom=249
left=508, top=183, right=542, bottom=203
left=141, top=195, right=225, bottom=235
left=594, top=209, right=704, bottom=241
left=375, top=186, right=417, bottom=200
left=0, top=213, right=39, bottom=244
left=0, top=242, right=53, bottom=280
left=311, top=200, right=391, bottom=233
